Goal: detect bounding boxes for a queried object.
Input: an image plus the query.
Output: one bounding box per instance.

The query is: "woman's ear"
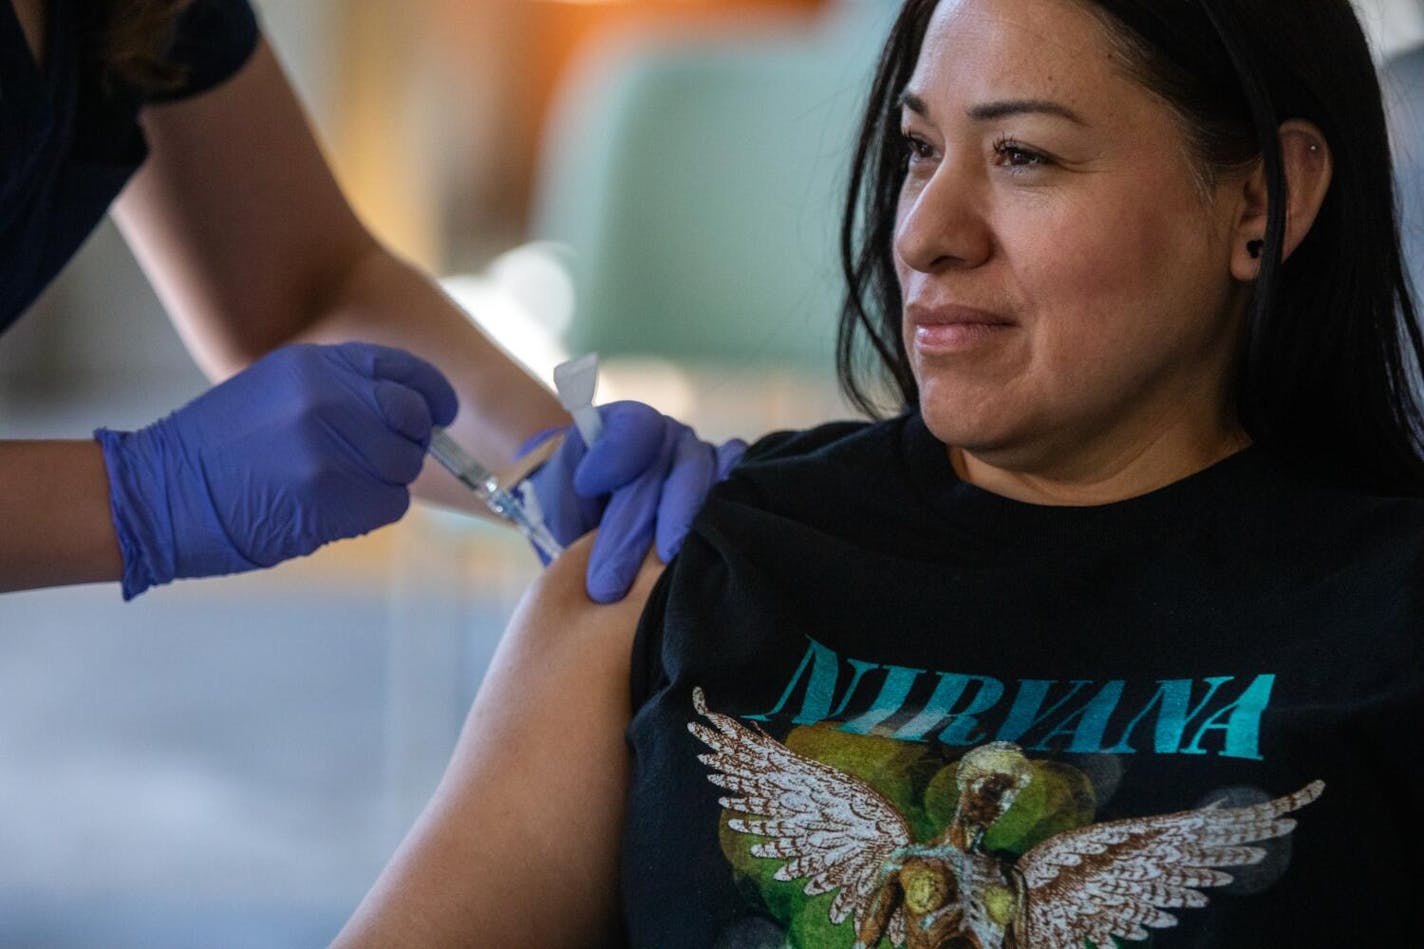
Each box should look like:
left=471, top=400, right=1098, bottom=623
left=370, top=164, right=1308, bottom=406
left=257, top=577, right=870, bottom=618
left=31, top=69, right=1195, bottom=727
left=1230, top=120, right=1334, bottom=281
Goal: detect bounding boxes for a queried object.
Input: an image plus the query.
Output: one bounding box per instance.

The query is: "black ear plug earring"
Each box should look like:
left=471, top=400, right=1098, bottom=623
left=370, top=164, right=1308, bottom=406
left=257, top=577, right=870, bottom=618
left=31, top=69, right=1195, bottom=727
left=1247, top=239, right=1264, bottom=260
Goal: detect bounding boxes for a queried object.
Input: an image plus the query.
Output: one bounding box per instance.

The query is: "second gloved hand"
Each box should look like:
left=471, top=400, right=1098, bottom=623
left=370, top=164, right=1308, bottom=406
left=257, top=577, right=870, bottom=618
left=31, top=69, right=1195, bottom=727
left=96, top=342, right=458, bottom=600
left=521, top=401, right=746, bottom=602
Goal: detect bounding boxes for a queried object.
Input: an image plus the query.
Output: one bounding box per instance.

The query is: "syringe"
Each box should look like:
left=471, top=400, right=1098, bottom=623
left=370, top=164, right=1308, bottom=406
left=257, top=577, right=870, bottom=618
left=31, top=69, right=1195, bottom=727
left=427, top=427, right=565, bottom=562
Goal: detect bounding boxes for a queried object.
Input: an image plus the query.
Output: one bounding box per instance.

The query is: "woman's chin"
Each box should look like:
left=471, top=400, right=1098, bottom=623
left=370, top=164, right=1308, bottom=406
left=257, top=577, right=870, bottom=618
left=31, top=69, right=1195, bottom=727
left=918, top=395, right=1011, bottom=452
left=917, top=401, right=1057, bottom=478
left=911, top=401, right=1002, bottom=455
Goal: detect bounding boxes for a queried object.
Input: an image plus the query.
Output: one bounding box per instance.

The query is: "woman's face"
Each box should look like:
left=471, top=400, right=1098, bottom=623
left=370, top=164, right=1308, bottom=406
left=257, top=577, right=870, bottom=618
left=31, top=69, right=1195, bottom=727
left=895, top=0, right=1251, bottom=477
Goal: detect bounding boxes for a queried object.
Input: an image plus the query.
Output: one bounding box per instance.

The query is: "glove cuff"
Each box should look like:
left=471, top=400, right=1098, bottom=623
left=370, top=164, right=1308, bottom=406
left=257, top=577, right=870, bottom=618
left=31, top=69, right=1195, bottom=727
left=516, top=424, right=567, bottom=459
left=94, top=427, right=171, bottom=601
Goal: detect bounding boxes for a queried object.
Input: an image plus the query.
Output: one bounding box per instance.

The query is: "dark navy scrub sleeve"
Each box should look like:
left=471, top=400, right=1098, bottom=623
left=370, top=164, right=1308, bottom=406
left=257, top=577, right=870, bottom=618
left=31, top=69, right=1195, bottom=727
left=0, top=0, right=260, bottom=331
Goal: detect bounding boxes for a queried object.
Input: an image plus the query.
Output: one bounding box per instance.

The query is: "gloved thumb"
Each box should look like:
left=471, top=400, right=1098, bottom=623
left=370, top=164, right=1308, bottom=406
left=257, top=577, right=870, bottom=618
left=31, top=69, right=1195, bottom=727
left=573, top=401, right=666, bottom=497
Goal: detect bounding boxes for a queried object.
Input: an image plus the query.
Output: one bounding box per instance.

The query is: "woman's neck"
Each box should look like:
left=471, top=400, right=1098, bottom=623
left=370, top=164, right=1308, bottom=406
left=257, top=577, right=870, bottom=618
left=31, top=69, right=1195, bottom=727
left=947, top=421, right=1254, bottom=507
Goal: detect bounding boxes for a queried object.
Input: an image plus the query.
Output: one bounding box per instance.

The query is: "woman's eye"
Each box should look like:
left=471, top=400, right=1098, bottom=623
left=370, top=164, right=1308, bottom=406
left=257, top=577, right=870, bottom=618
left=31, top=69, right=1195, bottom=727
left=900, top=131, right=934, bottom=164
left=992, top=137, right=1050, bottom=172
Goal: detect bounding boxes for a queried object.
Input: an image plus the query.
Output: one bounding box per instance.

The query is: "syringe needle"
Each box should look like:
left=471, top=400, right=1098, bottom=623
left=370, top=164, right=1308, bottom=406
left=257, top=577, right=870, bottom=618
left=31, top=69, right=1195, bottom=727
left=427, top=427, right=565, bottom=560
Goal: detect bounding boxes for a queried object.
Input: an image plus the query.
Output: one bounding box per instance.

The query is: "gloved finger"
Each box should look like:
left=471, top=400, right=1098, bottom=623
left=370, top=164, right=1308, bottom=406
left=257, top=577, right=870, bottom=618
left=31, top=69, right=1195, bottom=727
left=523, top=429, right=602, bottom=545
left=317, top=402, right=428, bottom=486
left=372, top=380, right=434, bottom=444
left=585, top=426, right=675, bottom=602
left=573, top=401, right=666, bottom=497
left=518, top=424, right=568, bottom=460
left=715, top=438, right=748, bottom=479
left=587, top=489, right=660, bottom=602
left=359, top=428, right=429, bottom=485
left=336, top=342, right=459, bottom=428
left=296, top=481, right=413, bottom=560
left=654, top=430, right=716, bottom=561
left=368, top=484, right=414, bottom=528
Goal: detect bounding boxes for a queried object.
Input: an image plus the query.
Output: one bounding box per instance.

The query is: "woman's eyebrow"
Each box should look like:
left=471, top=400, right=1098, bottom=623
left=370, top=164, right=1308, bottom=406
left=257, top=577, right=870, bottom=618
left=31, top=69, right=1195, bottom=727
left=896, top=91, right=932, bottom=117
left=970, top=99, right=1089, bottom=126
left=897, top=91, right=1089, bottom=127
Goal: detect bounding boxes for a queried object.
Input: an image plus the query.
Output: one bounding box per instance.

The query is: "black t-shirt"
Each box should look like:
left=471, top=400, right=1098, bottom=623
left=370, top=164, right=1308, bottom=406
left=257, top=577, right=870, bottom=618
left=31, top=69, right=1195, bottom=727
left=621, top=413, right=1424, bottom=947
left=0, top=0, right=260, bottom=330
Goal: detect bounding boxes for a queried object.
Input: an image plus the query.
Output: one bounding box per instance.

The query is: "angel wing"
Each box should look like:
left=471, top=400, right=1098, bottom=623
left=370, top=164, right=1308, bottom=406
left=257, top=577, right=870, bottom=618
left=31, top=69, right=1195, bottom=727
left=1011, top=779, right=1325, bottom=948
left=688, top=687, right=915, bottom=944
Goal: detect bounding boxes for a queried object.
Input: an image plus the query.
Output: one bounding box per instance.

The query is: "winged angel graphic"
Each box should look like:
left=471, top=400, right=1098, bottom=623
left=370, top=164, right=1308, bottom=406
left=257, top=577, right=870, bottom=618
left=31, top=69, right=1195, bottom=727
left=688, top=687, right=1323, bottom=949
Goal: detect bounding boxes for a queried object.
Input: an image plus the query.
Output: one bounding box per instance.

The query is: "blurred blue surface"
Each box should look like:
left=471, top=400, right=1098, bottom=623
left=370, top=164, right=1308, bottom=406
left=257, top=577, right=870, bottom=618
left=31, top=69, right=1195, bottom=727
left=0, top=893, right=342, bottom=949
left=0, top=553, right=515, bottom=947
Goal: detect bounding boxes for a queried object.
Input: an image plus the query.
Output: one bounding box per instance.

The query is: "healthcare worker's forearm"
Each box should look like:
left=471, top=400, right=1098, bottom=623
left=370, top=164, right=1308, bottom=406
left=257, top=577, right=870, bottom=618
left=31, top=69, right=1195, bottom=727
left=288, top=246, right=569, bottom=513
left=0, top=440, right=123, bottom=593
left=109, top=38, right=565, bottom=515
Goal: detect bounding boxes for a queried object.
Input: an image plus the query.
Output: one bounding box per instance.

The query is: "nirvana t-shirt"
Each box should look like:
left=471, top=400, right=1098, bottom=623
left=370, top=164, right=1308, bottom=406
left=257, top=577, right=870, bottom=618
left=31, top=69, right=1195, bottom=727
left=0, top=0, right=260, bottom=330
left=620, top=413, right=1423, bottom=948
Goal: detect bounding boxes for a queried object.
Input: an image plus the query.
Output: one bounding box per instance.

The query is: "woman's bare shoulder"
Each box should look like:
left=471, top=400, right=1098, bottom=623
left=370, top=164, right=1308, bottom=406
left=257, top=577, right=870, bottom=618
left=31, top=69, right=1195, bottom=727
left=509, top=532, right=665, bottom=655
left=332, top=532, right=663, bottom=948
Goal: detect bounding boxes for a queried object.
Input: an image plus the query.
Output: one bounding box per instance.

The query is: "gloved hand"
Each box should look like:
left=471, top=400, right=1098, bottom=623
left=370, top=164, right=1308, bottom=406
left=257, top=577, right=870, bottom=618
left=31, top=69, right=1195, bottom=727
left=96, top=342, right=458, bottom=600
left=520, top=401, right=746, bottom=602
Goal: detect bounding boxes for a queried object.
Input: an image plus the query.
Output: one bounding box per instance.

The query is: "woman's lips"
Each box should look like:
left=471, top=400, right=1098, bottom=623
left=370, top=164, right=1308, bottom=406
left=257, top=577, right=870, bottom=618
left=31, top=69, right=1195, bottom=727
left=907, top=303, right=1016, bottom=354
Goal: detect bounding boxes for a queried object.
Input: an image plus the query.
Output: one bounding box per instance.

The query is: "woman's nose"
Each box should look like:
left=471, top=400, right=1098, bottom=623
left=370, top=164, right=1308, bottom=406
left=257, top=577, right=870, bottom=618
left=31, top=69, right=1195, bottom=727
left=893, top=163, right=993, bottom=273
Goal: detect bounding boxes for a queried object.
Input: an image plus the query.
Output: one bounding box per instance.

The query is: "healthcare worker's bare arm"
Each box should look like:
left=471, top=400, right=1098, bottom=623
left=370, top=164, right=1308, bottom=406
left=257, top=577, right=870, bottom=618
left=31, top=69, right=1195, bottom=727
left=111, top=38, right=566, bottom=512
left=0, top=441, right=122, bottom=593
left=332, top=534, right=658, bottom=947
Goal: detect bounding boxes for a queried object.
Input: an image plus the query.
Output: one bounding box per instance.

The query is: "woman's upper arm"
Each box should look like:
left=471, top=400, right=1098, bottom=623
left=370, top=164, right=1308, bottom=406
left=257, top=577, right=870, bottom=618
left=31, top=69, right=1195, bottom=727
left=332, top=536, right=663, bottom=948
left=111, top=37, right=375, bottom=378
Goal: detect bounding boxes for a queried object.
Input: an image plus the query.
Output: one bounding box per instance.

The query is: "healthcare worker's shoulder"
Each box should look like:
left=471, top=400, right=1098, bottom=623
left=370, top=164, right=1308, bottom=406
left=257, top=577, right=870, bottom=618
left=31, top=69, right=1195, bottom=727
left=143, top=0, right=262, bottom=105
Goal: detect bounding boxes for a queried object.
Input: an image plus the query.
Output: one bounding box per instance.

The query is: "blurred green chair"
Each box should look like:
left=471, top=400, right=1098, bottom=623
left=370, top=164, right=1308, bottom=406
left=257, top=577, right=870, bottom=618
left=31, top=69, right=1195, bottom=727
left=529, top=1, right=899, bottom=378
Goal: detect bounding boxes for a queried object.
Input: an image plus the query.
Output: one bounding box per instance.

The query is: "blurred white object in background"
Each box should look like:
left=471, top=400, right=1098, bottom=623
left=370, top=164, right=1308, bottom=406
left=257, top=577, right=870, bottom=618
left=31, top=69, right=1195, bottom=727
left=1351, top=0, right=1424, bottom=62
left=484, top=241, right=578, bottom=341
left=443, top=245, right=709, bottom=428
left=440, top=242, right=577, bottom=385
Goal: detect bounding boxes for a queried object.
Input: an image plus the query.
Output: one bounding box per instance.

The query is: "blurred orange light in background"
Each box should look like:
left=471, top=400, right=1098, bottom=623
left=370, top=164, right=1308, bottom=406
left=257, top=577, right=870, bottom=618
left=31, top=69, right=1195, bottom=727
left=319, top=0, right=829, bottom=271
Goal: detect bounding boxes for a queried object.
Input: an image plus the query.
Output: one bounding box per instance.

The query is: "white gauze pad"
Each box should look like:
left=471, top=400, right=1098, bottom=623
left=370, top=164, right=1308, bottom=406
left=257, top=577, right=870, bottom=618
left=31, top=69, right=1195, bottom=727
left=553, top=353, right=603, bottom=446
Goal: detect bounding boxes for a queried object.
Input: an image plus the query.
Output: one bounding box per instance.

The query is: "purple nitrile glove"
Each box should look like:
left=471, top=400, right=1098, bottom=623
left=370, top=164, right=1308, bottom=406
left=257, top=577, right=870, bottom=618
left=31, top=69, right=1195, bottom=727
left=96, top=342, right=458, bottom=600
left=520, top=400, right=746, bottom=602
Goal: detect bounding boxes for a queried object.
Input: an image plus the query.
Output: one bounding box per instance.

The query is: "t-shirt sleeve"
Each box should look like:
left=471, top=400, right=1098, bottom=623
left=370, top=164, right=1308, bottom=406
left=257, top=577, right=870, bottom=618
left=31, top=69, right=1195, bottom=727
left=628, top=563, right=675, bottom=713
left=145, top=0, right=261, bottom=103
left=746, top=420, right=878, bottom=463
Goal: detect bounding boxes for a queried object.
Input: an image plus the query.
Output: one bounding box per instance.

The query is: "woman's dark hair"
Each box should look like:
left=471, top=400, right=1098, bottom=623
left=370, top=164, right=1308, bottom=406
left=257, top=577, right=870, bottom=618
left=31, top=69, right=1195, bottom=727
left=837, top=0, right=1424, bottom=496
left=97, top=0, right=192, bottom=94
